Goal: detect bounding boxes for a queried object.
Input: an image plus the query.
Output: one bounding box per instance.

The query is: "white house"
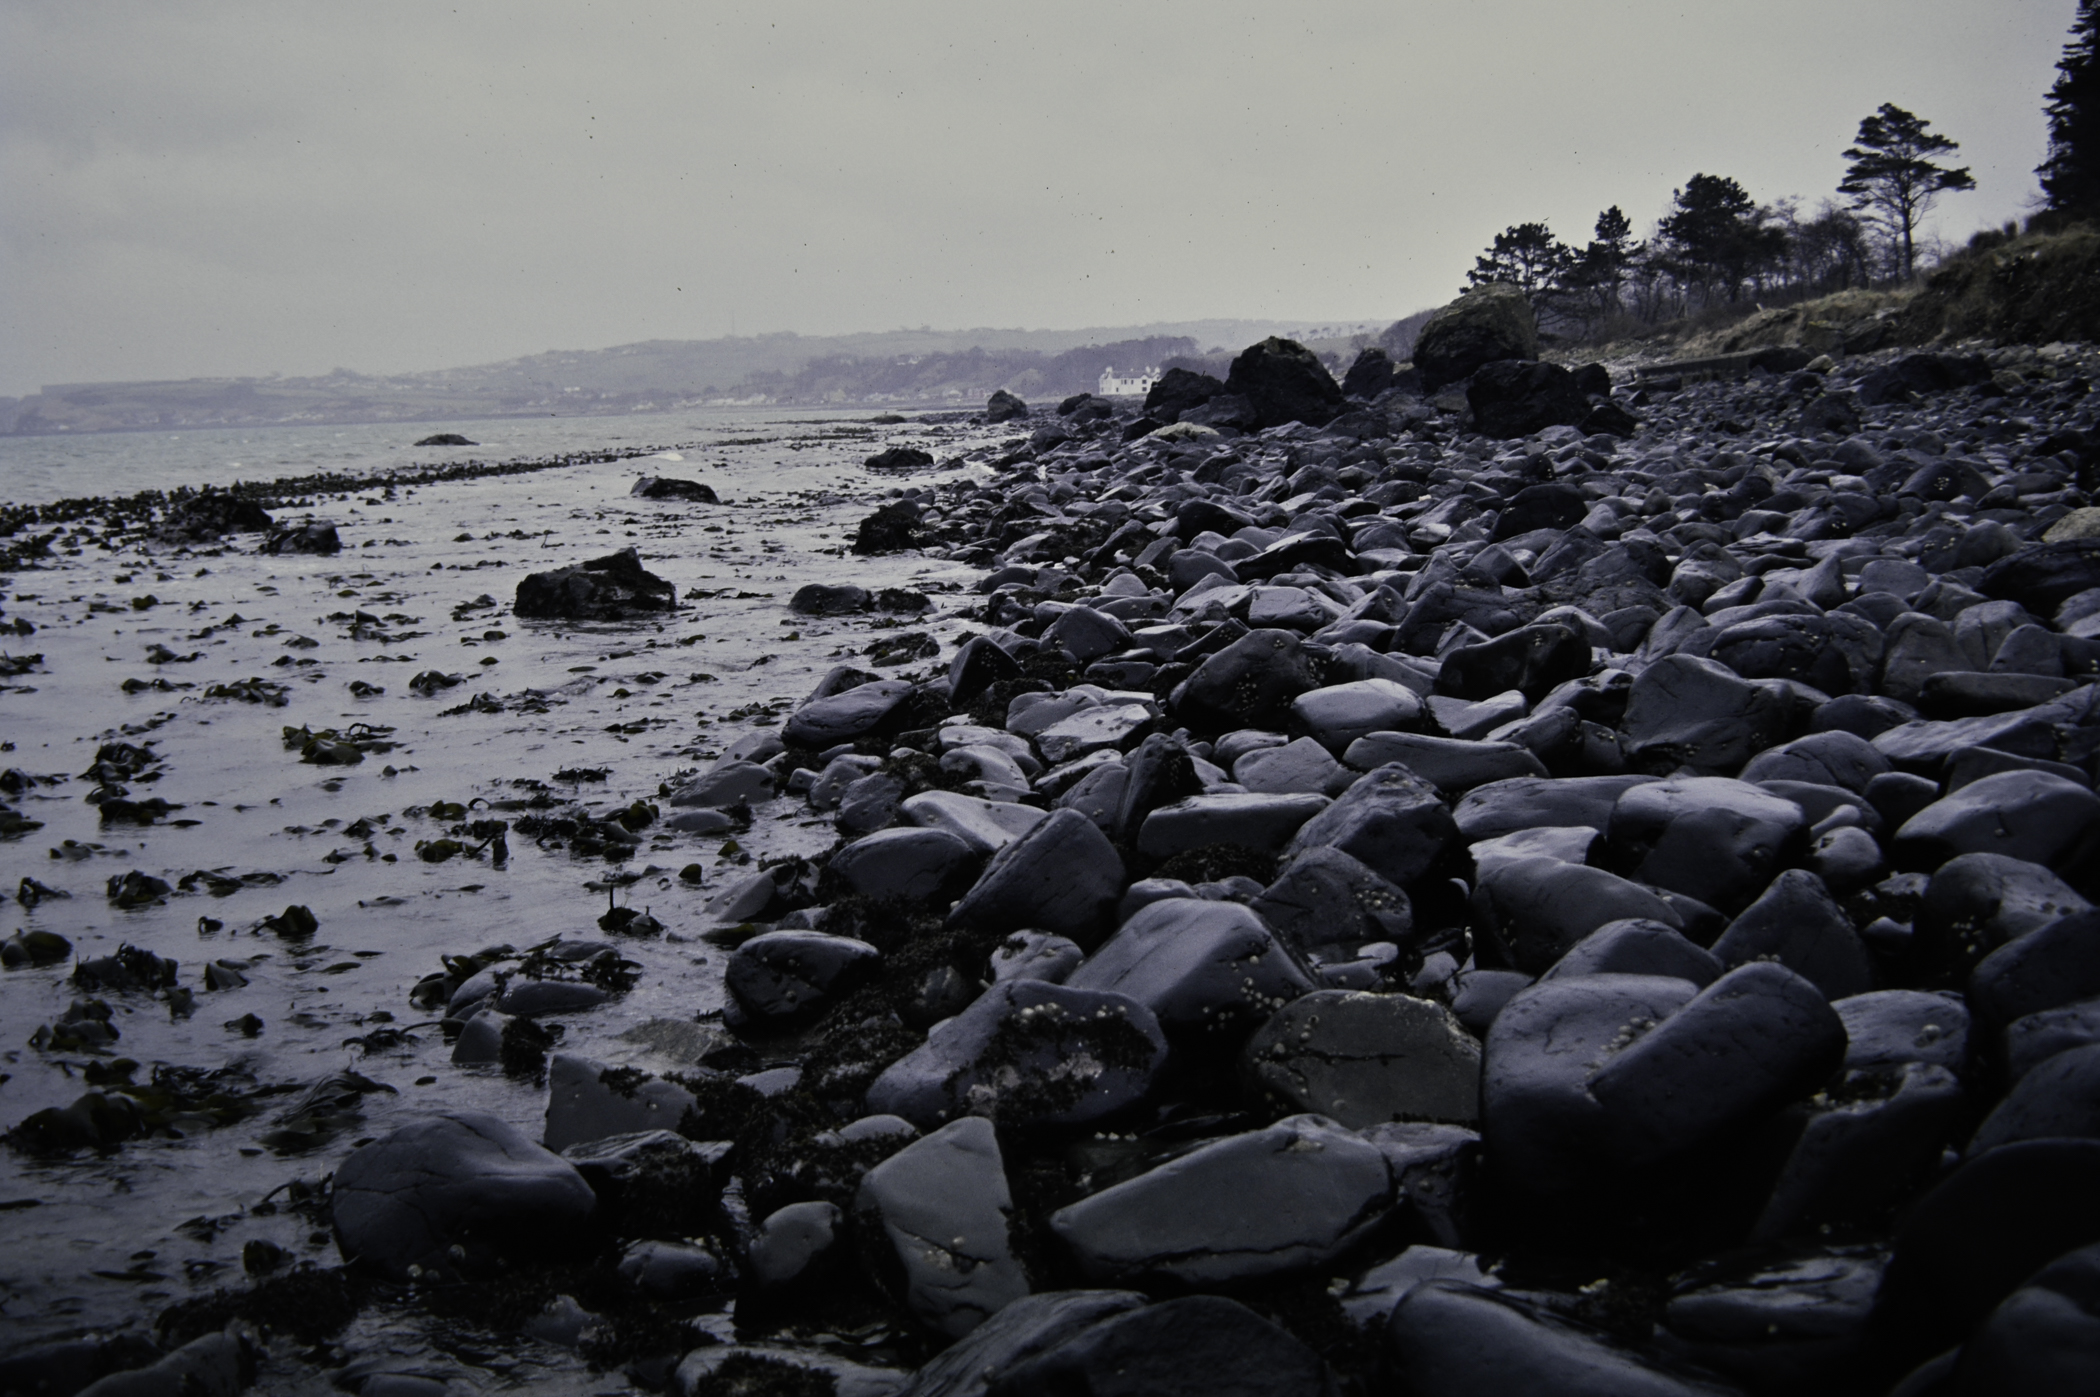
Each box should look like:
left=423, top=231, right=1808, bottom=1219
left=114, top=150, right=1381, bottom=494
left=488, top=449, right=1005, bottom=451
left=1098, top=366, right=1160, bottom=397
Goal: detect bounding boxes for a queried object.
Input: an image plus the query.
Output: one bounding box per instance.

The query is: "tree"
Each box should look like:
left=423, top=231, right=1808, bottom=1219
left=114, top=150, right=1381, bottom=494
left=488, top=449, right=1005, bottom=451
left=1838, top=103, right=1975, bottom=280
left=1562, top=206, right=1644, bottom=321
left=2042, top=1, right=2100, bottom=222
left=1466, top=222, right=1576, bottom=310
left=1657, top=174, right=1789, bottom=303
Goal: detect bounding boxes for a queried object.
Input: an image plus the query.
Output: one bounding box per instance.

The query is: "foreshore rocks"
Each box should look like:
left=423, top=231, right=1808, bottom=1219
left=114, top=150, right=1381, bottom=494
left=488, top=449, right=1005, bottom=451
left=513, top=545, right=678, bottom=619
left=79, top=317, right=2100, bottom=1394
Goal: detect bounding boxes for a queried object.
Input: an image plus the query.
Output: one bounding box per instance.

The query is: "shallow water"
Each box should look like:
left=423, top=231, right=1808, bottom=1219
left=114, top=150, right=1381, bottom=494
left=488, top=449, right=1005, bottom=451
left=0, top=409, right=992, bottom=1387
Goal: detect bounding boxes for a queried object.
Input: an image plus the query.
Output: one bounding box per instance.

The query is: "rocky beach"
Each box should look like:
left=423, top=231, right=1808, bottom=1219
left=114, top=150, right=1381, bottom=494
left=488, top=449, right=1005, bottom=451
left=8, top=277, right=2100, bottom=1396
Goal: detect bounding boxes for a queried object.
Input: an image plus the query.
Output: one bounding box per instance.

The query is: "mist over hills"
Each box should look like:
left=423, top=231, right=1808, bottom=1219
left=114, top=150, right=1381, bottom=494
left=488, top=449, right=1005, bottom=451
left=2, top=317, right=1402, bottom=436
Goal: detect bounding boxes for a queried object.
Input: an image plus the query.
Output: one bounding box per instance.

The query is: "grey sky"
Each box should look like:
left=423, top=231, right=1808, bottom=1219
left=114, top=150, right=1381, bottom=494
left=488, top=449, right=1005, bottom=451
left=0, top=0, right=2077, bottom=397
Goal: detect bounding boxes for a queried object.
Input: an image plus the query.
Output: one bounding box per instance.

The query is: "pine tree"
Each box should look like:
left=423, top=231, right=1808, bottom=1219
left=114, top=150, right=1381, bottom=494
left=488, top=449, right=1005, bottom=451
left=1838, top=104, right=1975, bottom=279
left=1465, top=223, right=1576, bottom=310
left=1657, top=175, right=1788, bottom=303
left=2042, top=0, right=2100, bottom=222
left=1565, top=206, right=1643, bottom=319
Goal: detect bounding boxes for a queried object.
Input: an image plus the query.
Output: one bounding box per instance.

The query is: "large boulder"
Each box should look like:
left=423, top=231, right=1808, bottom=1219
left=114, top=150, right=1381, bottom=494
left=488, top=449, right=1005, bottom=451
left=1066, top=898, right=1315, bottom=1042
left=630, top=475, right=720, bottom=502
left=866, top=979, right=1167, bottom=1131
left=331, top=1112, right=598, bottom=1280
left=157, top=489, right=273, bottom=543
left=1413, top=284, right=1541, bottom=391
left=1171, top=628, right=1323, bottom=731
left=1466, top=360, right=1593, bottom=439
left=1049, top=1115, right=1391, bottom=1285
left=1242, top=990, right=1481, bottom=1126
left=1222, top=338, right=1346, bottom=429
left=986, top=389, right=1030, bottom=423
left=949, top=808, right=1127, bottom=948
left=1144, top=367, right=1227, bottom=422
left=1281, top=763, right=1455, bottom=888
left=855, top=1116, right=1031, bottom=1338
left=514, top=547, right=677, bottom=620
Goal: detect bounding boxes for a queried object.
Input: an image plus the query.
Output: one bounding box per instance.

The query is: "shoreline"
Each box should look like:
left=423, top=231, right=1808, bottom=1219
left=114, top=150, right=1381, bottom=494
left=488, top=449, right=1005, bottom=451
left=8, top=332, right=2100, bottom=1392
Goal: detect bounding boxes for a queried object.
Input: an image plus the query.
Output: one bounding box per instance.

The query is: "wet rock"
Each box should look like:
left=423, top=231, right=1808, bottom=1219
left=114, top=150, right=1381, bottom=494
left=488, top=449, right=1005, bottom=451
left=1171, top=628, right=1322, bottom=731
left=630, top=475, right=720, bottom=502
left=725, top=931, right=881, bottom=1030
left=1657, top=1246, right=1888, bottom=1394
left=514, top=546, right=676, bottom=619
left=1281, top=762, right=1454, bottom=887
left=1541, top=918, right=1722, bottom=986
left=1948, top=1239, right=2100, bottom=1395
left=1251, top=846, right=1414, bottom=961
left=792, top=582, right=871, bottom=615
left=673, top=1348, right=906, bottom=1397
left=747, top=1199, right=843, bottom=1292
left=669, top=759, right=776, bottom=809
left=260, top=520, right=341, bottom=555
left=1388, top=1281, right=1735, bottom=1396
left=830, top=827, right=979, bottom=903
left=1914, top=852, right=2091, bottom=976
left=1466, top=359, right=1593, bottom=438
left=1873, top=1138, right=2100, bottom=1365
left=1710, top=869, right=1873, bottom=1000
left=1837, top=989, right=1969, bottom=1074
left=854, top=1116, right=1030, bottom=1337
left=1065, top=897, right=1315, bottom=1042
left=1241, top=990, right=1480, bottom=1126
left=1414, top=283, right=1539, bottom=390
left=1739, top=729, right=1890, bottom=792
left=784, top=678, right=917, bottom=747
left=1980, top=537, right=2100, bottom=615
left=1454, top=774, right=1657, bottom=841
left=1034, top=703, right=1151, bottom=764
left=1046, top=606, right=1131, bottom=665
left=1970, top=1042, right=2100, bottom=1154
left=415, top=432, right=475, bottom=445
left=1222, top=337, right=1345, bottom=429
left=867, top=445, right=937, bottom=471
left=854, top=501, right=937, bottom=555
left=1049, top=1114, right=1390, bottom=1285
left=1475, top=857, right=1685, bottom=975
left=897, top=1288, right=1147, bottom=1397
left=1620, top=654, right=1791, bottom=774
left=542, top=1055, right=699, bottom=1151
left=985, top=389, right=1030, bottom=423
left=902, top=790, right=1047, bottom=854
left=1752, top=1060, right=1965, bottom=1241
left=1608, top=776, right=1808, bottom=914
left=985, top=1294, right=1337, bottom=1397
left=948, top=808, right=1126, bottom=948
left=1894, top=770, right=2100, bottom=872
left=1346, top=732, right=1546, bottom=792
left=1135, top=791, right=1329, bottom=858
left=1143, top=367, right=1227, bottom=422
left=157, top=489, right=273, bottom=543
left=1234, top=735, right=1352, bottom=795
left=1970, top=908, right=2100, bottom=1033
left=331, top=1112, right=597, bottom=1280
left=73, top=1331, right=250, bottom=1397
left=1289, top=678, right=1423, bottom=754
left=866, top=978, right=1167, bottom=1130
left=618, top=1238, right=730, bottom=1300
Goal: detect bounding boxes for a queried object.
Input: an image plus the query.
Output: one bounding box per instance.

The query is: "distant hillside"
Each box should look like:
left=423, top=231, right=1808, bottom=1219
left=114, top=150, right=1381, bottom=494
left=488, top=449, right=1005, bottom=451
left=6, top=317, right=1409, bottom=435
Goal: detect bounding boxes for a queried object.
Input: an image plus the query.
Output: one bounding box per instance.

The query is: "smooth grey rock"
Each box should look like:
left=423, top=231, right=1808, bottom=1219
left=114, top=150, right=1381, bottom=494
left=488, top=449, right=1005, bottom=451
left=1711, top=868, right=1874, bottom=1000
left=949, top=808, right=1126, bottom=948
left=1543, top=919, right=1723, bottom=986
left=1050, top=1114, right=1391, bottom=1285
left=748, top=1200, right=843, bottom=1291
left=1739, top=730, right=1890, bottom=793
left=1251, top=846, right=1414, bottom=961
left=1234, top=736, right=1352, bottom=795
left=1135, top=791, right=1329, bottom=858
left=1388, top=1281, right=1736, bottom=1396
left=1620, top=653, right=1791, bottom=774
left=1896, top=770, right=2100, bottom=871
left=1066, top=897, right=1315, bottom=1041
left=1036, top=704, right=1152, bottom=765
left=331, top=1112, right=598, bottom=1280
left=830, top=827, right=979, bottom=903
left=902, top=790, right=1048, bottom=854
left=896, top=1289, right=1148, bottom=1397
left=866, top=979, right=1167, bottom=1130
left=543, top=1054, right=698, bottom=1152
left=1454, top=774, right=1658, bottom=841
left=990, top=931, right=1085, bottom=985
left=668, top=758, right=775, bottom=809
left=785, top=679, right=917, bottom=747
left=855, top=1116, right=1030, bottom=1338
left=1281, top=762, right=1454, bottom=887
left=1475, top=856, right=1685, bottom=975
left=986, top=1294, right=1337, bottom=1397
left=1343, top=731, right=1547, bottom=791
left=1242, top=990, right=1480, bottom=1126
left=1290, top=679, right=1423, bottom=756
left=1836, top=989, right=1969, bottom=1074
left=1608, top=776, right=1808, bottom=914
left=725, top=931, right=880, bottom=1027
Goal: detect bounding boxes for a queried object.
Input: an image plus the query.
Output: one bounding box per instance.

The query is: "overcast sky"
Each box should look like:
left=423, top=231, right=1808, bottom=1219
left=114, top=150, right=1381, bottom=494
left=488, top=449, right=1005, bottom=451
left=0, top=1, right=2079, bottom=397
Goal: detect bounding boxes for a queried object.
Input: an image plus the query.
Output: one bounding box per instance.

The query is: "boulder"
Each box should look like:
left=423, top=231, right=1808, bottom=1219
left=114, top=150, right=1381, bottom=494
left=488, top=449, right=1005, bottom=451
left=1619, top=654, right=1791, bottom=775
left=630, top=475, right=720, bottom=502
left=1049, top=1115, right=1391, bottom=1285
left=792, top=582, right=870, bottom=615
left=986, top=1295, right=1337, bottom=1397
left=1251, top=846, right=1414, bottom=960
left=949, top=808, right=1126, bottom=948
left=901, top=790, right=1048, bottom=854
left=331, top=1112, right=598, bottom=1280
left=1135, top=791, right=1330, bottom=858
left=1894, top=770, right=2100, bottom=872
left=1413, top=284, right=1541, bottom=391
left=1543, top=919, right=1722, bottom=986
left=1343, top=733, right=1546, bottom=792
left=1234, top=736, right=1353, bottom=795
left=514, top=547, right=677, bottom=620
left=1970, top=909, right=2100, bottom=1033
left=1222, top=337, right=1346, bottom=429
left=542, top=1055, right=700, bottom=1152
left=1474, top=857, right=1685, bottom=975
left=1710, top=869, right=1874, bottom=1001
left=1607, top=776, right=1809, bottom=914
left=1289, top=679, right=1423, bottom=755
left=1143, top=367, right=1227, bottom=422
left=725, top=931, right=881, bottom=1029
left=1388, top=1281, right=1736, bottom=1396
left=1171, top=628, right=1323, bottom=731
left=897, top=1289, right=1148, bottom=1397
left=866, top=446, right=936, bottom=471
left=1949, top=1240, right=2100, bottom=1395
left=260, top=520, right=342, bottom=555
left=1065, top=898, right=1315, bottom=1041
left=783, top=678, right=917, bottom=747
left=1981, top=538, right=2100, bottom=615
left=1242, top=990, right=1480, bottom=1126
left=1435, top=620, right=1592, bottom=702
left=855, top=1116, right=1031, bottom=1337
left=1281, top=762, right=1455, bottom=888
left=866, top=979, right=1167, bottom=1130
left=986, top=389, right=1030, bottom=423
left=1466, top=359, right=1593, bottom=438
left=829, top=827, right=980, bottom=903
left=853, top=501, right=936, bottom=555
